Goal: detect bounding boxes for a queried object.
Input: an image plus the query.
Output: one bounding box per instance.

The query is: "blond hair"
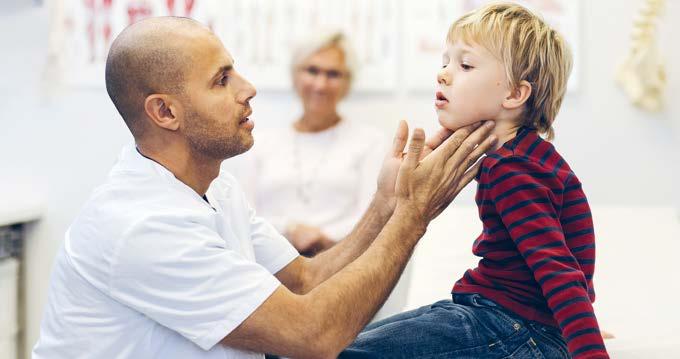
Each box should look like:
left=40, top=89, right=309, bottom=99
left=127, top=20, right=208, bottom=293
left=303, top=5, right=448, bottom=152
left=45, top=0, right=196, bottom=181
left=290, top=30, right=358, bottom=87
left=448, top=2, right=572, bottom=140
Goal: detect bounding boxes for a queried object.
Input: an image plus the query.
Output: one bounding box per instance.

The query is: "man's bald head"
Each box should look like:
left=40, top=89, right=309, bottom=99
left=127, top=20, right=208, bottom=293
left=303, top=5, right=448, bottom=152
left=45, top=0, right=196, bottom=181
left=105, top=17, right=211, bottom=137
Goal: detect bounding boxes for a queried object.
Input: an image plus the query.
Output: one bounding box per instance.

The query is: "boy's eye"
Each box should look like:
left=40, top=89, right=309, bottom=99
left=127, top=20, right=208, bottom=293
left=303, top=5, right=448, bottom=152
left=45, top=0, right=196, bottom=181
left=460, top=63, right=474, bottom=71
left=217, top=75, right=228, bottom=86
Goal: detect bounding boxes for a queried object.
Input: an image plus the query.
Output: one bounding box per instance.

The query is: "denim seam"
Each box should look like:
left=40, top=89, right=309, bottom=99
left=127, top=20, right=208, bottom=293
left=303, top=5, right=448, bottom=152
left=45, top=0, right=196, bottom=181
left=504, top=339, right=545, bottom=359
left=529, top=326, right=570, bottom=358
left=418, top=330, right=531, bottom=359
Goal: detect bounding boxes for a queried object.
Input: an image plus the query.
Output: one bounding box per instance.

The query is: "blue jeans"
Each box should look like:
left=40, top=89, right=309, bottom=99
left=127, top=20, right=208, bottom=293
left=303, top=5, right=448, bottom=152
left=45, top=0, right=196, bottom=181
left=340, top=294, right=570, bottom=358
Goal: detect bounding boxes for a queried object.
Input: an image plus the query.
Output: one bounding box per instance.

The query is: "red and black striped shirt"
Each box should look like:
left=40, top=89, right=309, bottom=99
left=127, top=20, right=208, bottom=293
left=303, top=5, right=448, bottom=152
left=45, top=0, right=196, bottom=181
left=453, top=127, right=608, bottom=358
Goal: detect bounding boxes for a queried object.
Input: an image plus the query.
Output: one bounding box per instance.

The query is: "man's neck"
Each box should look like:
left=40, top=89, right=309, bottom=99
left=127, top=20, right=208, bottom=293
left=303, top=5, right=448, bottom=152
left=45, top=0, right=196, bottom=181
left=136, top=142, right=220, bottom=196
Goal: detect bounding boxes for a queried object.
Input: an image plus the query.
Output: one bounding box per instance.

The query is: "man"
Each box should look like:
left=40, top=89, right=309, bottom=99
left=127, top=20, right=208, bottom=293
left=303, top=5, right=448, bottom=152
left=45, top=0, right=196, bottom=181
left=33, top=17, right=496, bottom=358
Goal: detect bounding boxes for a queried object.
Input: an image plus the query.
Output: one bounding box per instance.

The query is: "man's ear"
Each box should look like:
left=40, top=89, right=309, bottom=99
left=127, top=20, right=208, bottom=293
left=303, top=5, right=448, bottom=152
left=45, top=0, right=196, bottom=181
left=502, top=80, right=532, bottom=110
left=143, top=94, right=181, bottom=131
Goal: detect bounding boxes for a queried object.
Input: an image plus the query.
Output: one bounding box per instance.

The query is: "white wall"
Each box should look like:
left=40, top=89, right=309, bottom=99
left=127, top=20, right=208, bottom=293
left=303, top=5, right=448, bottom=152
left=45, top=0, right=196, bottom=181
left=0, top=1, right=678, bottom=357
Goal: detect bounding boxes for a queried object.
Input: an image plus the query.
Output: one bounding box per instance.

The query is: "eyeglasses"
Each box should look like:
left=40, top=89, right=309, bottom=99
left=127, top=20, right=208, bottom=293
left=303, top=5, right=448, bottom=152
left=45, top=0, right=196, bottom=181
left=299, top=66, right=348, bottom=81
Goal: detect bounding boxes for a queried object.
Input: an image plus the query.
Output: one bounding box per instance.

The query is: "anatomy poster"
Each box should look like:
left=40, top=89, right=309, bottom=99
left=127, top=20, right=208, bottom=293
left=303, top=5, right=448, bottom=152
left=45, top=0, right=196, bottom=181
left=49, top=0, right=579, bottom=92
left=49, top=0, right=399, bottom=91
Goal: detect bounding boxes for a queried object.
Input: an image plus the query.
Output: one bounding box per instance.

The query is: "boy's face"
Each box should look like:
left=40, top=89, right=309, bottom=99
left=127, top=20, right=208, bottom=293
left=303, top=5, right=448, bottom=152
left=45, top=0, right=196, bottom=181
left=435, top=40, right=511, bottom=130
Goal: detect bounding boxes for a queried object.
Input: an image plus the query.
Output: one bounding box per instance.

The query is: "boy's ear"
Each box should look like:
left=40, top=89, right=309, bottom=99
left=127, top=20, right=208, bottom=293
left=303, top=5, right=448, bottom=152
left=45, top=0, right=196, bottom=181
left=143, top=94, right=182, bottom=131
left=502, top=80, right=532, bottom=110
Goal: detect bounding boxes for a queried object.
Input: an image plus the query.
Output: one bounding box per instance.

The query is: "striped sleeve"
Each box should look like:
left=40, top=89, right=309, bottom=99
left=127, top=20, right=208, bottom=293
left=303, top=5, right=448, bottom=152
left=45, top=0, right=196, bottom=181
left=488, top=158, right=608, bottom=358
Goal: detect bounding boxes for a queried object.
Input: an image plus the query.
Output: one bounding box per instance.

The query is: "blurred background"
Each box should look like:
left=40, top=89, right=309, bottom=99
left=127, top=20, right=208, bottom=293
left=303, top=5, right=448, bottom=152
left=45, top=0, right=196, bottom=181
left=1, top=0, right=678, bottom=358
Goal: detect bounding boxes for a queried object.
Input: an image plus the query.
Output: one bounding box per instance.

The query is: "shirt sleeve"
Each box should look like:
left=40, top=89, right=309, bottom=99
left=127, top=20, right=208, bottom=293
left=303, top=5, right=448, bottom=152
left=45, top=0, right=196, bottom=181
left=488, top=158, right=608, bottom=359
left=248, top=204, right=300, bottom=274
left=108, top=215, right=283, bottom=351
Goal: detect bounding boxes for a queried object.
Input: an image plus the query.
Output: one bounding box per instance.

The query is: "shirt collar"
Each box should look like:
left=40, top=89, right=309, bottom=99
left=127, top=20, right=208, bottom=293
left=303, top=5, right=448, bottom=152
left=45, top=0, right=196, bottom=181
left=113, top=144, right=217, bottom=211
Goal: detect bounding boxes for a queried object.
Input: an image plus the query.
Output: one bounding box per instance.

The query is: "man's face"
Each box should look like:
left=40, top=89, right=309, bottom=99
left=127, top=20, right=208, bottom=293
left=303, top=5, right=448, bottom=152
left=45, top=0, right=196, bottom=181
left=435, top=40, right=510, bottom=130
left=180, top=32, right=257, bottom=160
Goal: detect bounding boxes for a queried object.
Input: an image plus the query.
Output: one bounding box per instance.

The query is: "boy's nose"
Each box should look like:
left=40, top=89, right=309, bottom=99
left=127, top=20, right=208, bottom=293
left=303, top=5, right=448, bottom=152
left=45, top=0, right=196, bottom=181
left=437, top=69, right=451, bottom=85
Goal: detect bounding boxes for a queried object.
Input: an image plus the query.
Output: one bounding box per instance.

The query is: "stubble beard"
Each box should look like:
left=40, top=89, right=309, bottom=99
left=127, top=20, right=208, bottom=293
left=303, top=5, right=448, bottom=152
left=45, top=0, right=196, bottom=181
left=184, top=106, right=252, bottom=161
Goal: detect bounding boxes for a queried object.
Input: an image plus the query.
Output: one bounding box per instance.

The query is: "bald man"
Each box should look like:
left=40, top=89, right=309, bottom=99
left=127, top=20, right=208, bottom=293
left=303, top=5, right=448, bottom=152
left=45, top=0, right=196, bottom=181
left=33, top=17, right=496, bottom=358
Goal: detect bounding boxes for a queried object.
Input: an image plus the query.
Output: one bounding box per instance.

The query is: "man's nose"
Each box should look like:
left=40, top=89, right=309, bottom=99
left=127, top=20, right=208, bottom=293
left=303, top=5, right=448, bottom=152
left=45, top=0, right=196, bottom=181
left=238, top=78, right=257, bottom=104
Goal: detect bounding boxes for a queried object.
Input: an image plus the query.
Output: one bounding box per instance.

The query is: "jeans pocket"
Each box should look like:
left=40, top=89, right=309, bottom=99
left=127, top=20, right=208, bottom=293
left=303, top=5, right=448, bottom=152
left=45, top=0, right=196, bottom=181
left=463, top=295, right=524, bottom=331
left=529, top=325, right=570, bottom=358
left=502, top=338, right=545, bottom=359
left=487, top=306, right=524, bottom=330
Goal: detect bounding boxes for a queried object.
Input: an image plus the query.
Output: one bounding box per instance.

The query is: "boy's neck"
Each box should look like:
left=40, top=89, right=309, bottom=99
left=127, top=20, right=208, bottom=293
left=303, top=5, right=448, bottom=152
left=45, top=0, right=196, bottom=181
left=490, top=120, right=522, bottom=151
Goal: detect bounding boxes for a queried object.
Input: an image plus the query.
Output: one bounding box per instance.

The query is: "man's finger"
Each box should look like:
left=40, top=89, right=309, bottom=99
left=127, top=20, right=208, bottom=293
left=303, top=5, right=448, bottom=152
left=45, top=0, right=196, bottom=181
left=453, top=132, right=498, bottom=174
left=390, top=120, right=409, bottom=158
left=431, top=122, right=484, bottom=160
left=442, top=121, right=495, bottom=167
left=403, top=128, right=426, bottom=170
left=424, top=127, right=454, bottom=152
left=451, top=160, right=484, bottom=196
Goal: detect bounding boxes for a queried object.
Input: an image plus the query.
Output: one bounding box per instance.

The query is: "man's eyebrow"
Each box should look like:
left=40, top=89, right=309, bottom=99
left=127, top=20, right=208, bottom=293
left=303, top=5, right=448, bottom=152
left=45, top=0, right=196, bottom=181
left=212, top=64, right=233, bottom=80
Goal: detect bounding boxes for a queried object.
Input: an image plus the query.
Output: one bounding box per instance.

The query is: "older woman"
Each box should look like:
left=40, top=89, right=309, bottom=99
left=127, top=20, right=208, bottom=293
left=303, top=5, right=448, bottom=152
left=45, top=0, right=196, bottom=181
left=237, top=31, right=387, bottom=257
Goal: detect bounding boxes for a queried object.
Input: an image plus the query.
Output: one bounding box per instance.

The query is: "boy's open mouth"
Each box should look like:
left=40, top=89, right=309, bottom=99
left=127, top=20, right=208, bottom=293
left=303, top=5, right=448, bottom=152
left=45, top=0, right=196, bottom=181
left=435, top=91, right=449, bottom=108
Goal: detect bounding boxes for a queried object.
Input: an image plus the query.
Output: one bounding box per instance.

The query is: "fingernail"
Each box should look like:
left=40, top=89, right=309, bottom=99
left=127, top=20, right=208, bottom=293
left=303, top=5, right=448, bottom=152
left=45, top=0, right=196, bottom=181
left=485, top=121, right=495, bottom=128
left=489, top=135, right=498, bottom=144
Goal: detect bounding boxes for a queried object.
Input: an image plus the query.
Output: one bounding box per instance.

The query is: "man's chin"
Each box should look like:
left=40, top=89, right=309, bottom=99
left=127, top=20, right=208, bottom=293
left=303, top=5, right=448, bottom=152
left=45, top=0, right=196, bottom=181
left=225, top=135, right=254, bottom=159
left=242, top=136, right=255, bottom=152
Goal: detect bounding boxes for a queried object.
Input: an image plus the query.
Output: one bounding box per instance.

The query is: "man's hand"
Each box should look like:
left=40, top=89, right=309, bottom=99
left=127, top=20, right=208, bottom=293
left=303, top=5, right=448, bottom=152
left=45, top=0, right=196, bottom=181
left=394, top=121, right=497, bottom=231
left=375, top=121, right=458, bottom=216
left=222, top=122, right=496, bottom=359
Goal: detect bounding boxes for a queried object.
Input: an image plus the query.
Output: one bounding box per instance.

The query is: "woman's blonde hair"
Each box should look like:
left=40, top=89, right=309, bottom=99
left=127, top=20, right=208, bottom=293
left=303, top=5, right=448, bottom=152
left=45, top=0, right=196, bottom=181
left=448, top=2, right=573, bottom=140
left=290, top=30, right=358, bottom=87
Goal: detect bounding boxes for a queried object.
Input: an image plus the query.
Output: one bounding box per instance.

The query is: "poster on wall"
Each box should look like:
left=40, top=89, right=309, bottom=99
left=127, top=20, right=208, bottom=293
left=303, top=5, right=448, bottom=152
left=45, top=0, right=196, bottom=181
left=49, top=0, right=213, bottom=88
left=402, top=0, right=581, bottom=93
left=49, top=0, right=400, bottom=92
left=49, top=0, right=579, bottom=93
left=212, top=0, right=400, bottom=91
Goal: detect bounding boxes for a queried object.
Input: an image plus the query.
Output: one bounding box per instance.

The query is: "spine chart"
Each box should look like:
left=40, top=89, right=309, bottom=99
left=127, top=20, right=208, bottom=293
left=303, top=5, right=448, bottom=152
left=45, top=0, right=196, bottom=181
left=616, top=0, right=666, bottom=112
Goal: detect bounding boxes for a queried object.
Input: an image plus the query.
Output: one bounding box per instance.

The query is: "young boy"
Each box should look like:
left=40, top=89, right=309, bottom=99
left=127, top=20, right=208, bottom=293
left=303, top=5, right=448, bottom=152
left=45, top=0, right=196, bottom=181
left=341, top=3, right=608, bottom=358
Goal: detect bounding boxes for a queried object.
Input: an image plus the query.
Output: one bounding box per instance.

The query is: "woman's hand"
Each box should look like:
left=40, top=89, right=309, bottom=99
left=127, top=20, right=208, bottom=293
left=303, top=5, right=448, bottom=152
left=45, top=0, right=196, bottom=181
left=285, top=223, right=335, bottom=256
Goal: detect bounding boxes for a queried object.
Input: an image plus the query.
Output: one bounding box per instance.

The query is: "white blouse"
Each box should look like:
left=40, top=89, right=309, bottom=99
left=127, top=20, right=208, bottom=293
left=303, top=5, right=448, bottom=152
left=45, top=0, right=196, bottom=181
left=231, top=120, right=387, bottom=241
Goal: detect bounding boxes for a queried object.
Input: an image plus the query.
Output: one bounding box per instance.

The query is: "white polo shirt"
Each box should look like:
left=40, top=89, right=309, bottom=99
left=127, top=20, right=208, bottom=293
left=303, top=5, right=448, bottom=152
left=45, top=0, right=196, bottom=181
left=33, top=146, right=299, bottom=359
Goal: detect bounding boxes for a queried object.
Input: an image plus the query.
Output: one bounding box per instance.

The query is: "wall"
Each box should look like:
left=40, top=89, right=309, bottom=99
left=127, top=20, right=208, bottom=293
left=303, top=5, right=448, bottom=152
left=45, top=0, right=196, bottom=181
left=0, top=1, right=678, bottom=357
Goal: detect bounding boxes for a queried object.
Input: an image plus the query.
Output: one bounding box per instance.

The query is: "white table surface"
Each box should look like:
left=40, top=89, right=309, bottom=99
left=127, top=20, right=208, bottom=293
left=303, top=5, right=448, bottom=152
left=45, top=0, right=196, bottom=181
left=406, top=205, right=680, bottom=358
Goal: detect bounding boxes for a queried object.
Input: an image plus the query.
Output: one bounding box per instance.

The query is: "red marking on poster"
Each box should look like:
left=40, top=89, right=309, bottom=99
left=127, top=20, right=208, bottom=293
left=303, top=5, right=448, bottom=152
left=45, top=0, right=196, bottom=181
left=84, top=0, right=96, bottom=62
left=166, top=0, right=175, bottom=15
left=102, top=0, right=113, bottom=51
left=166, top=0, right=196, bottom=17
left=128, top=1, right=153, bottom=25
